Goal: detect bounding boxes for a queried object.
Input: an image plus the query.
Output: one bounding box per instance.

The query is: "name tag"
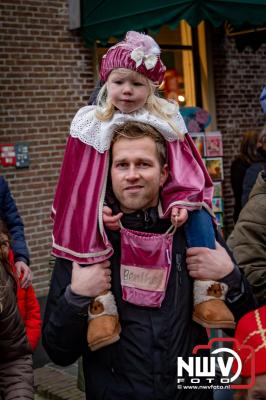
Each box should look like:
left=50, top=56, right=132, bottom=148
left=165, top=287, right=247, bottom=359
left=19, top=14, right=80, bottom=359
left=121, top=264, right=167, bottom=292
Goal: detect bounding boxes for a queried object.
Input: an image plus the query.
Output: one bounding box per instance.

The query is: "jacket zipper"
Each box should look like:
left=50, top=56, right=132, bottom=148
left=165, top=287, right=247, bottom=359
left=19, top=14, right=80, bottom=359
left=176, top=253, right=182, bottom=286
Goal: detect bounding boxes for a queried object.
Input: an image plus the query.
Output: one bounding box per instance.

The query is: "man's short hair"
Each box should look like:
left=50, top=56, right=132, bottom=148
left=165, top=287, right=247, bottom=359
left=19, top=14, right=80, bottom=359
left=112, top=121, right=167, bottom=167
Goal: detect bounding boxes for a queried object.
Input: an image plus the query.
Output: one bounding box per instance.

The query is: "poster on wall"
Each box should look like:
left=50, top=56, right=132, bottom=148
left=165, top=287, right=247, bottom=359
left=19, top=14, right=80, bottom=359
left=191, top=133, right=205, bottom=157
left=205, top=157, right=224, bottom=181
left=212, top=197, right=224, bottom=213
left=213, top=181, right=223, bottom=197
left=204, top=132, right=223, bottom=157
left=0, top=144, right=16, bottom=167
left=215, top=212, right=224, bottom=228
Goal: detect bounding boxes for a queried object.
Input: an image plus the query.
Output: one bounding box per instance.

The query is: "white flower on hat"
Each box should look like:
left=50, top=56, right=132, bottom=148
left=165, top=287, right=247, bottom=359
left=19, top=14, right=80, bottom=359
left=130, top=47, right=144, bottom=67
left=144, top=54, right=158, bottom=70
left=130, top=47, right=158, bottom=70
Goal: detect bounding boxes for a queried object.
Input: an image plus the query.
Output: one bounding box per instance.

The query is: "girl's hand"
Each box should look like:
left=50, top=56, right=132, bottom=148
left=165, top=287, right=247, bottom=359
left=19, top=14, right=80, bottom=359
left=103, top=206, right=123, bottom=231
left=15, top=261, right=32, bottom=288
left=171, top=207, right=188, bottom=228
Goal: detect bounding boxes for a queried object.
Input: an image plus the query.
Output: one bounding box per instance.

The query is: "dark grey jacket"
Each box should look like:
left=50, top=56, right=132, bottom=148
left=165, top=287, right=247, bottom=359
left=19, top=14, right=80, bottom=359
left=0, top=263, right=33, bottom=399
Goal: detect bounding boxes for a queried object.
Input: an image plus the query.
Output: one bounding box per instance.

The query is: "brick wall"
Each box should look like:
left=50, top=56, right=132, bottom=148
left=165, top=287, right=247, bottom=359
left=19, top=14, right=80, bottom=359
left=211, top=28, right=266, bottom=236
left=0, top=0, right=94, bottom=296
left=1, top=5, right=266, bottom=295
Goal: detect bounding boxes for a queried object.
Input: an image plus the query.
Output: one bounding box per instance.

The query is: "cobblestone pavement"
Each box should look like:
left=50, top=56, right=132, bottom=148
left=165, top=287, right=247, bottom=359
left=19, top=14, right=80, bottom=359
left=34, top=364, right=85, bottom=400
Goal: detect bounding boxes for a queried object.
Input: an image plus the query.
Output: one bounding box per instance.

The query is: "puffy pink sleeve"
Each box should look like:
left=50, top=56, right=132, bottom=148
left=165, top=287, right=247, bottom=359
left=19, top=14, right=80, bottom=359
left=52, top=136, right=113, bottom=264
left=160, top=134, right=214, bottom=217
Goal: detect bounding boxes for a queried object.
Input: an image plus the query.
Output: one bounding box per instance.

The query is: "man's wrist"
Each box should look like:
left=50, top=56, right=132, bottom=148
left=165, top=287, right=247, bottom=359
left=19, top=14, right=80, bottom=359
left=218, top=264, right=243, bottom=300
left=65, top=285, right=92, bottom=310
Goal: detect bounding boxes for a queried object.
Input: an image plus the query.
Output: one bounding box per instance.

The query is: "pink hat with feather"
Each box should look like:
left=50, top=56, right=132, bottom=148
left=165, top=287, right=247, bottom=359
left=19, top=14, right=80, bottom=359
left=100, top=31, right=166, bottom=85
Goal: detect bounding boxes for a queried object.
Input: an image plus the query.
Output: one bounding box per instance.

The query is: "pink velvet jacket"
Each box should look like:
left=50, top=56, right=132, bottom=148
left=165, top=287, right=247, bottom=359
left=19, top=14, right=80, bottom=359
left=51, top=107, right=213, bottom=264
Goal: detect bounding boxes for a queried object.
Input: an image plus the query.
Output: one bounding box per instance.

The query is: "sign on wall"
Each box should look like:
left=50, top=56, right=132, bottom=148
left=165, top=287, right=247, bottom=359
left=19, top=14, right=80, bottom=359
left=15, top=143, right=30, bottom=168
left=0, top=143, right=29, bottom=168
left=0, top=144, right=16, bottom=167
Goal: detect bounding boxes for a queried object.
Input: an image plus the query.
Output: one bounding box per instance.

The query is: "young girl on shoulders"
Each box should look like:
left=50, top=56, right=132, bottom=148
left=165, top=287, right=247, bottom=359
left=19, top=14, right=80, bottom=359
left=52, top=31, right=235, bottom=351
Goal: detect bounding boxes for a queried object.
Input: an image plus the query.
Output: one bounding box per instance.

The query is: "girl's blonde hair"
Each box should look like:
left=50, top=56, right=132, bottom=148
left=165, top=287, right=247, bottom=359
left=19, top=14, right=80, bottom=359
left=95, top=69, right=183, bottom=139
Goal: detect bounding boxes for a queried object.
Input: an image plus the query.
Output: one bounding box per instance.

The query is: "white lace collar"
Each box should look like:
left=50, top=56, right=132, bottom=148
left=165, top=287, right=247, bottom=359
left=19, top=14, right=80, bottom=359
left=70, top=105, right=187, bottom=153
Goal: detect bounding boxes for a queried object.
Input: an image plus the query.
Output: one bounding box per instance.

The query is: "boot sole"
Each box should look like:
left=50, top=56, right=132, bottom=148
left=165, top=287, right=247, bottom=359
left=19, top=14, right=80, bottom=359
left=89, top=324, right=122, bottom=351
left=90, top=333, right=121, bottom=351
left=192, top=314, right=236, bottom=329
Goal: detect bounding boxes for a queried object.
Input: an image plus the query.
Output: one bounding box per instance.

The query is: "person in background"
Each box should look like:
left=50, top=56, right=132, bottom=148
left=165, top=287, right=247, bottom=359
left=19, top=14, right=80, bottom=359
left=230, top=131, right=261, bottom=223
left=242, top=125, right=266, bottom=207
left=0, top=176, right=32, bottom=287
left=260, top=84, right=266, bottom=114
left=227, top=169, right=266, bottom=306
left=227, top=86, right=266, bottom=307
left=0, top=219, right=41, bottom=351
left=0, top=258, right=34, bottom=399
left=233, top=305, right=266, bottom=400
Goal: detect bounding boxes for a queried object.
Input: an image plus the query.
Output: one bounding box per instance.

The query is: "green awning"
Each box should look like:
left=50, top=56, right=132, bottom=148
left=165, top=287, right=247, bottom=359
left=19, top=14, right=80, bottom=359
left=81, top=0, right=266, bottom=44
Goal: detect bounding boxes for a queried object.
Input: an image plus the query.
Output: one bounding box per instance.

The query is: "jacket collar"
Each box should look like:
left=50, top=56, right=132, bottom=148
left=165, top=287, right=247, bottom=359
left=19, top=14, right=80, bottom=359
left=120, top=207, right=171, bottom=233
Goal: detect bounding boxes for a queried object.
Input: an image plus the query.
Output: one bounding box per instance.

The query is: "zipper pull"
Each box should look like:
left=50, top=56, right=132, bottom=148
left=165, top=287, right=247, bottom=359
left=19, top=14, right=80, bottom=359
left=144, top=210, right=149, bottom=223
left=176, top=253, right=182, bottom=285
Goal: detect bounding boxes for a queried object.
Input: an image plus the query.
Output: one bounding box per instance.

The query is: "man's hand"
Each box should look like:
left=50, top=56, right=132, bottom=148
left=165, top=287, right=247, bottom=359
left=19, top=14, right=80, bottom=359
left=103, top=206, right=123, bottom=231
left=171, top=207, right=188, bottom=228
left=186, top=241, right=234, bottom=280
left=15, top=261, right=32, bottom=288
left=71, top=260, right=112, bottom=297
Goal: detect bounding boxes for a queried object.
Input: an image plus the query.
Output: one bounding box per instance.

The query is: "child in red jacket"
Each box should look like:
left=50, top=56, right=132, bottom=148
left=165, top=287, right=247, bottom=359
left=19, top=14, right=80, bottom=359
left=0, top=219, right=41, bottom=351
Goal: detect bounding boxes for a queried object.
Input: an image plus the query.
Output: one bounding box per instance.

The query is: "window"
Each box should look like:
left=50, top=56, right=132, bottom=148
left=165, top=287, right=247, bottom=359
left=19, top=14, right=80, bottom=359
left=154, top=22, right=196, bottom=107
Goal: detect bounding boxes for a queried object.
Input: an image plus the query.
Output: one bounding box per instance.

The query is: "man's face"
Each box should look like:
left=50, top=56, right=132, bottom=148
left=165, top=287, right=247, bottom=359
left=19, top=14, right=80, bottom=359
left=111, top=136, right=168, bottom=213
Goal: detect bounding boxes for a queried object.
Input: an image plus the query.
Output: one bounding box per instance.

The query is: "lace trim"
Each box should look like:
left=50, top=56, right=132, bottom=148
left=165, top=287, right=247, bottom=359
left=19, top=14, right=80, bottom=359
left=70, top=105, right=187, bottom=153
left=158, top=201, right=215, bottom=219
left=52, top=235, right=112, bottom=258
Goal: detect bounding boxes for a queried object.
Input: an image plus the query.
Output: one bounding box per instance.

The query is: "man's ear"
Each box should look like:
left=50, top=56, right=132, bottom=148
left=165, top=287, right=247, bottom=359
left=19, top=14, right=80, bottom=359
left=160, top=164, right=169, bottom=187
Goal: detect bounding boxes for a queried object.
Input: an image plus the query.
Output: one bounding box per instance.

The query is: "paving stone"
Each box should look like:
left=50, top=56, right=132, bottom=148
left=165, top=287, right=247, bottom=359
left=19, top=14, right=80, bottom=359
left=34, top=365, right=85, bottom=400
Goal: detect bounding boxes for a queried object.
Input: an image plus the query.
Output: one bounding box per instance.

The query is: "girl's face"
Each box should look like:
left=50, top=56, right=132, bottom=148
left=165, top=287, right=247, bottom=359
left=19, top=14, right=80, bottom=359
left=106, top=69, right=150, bottom=114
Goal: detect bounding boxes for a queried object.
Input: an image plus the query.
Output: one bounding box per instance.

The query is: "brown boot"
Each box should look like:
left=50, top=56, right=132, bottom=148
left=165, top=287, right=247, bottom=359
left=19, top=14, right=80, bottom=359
left=87, top=291, right=121, bottom=351
left=192, top=280, right=235, bottom=329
